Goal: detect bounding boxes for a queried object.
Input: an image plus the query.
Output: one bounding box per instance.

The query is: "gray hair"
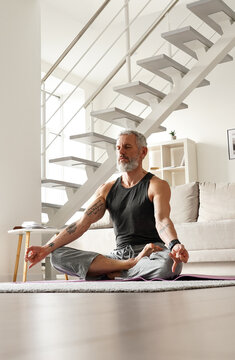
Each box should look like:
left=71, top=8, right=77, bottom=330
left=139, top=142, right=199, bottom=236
left=117, top=129, right=147, bottom=148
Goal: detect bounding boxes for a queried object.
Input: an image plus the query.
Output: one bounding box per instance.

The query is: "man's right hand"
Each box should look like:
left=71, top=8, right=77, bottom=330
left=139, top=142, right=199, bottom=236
left=25, top=246, right=49, bottom=269
left=169, top=244, right=189, bottom=273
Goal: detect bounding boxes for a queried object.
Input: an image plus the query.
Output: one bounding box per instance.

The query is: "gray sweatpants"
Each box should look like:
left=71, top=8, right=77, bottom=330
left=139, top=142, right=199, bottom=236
left=50, top=242, right=183, bottom=280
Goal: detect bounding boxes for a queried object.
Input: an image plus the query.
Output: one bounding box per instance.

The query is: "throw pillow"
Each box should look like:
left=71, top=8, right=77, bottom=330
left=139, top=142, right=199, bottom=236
left=198, top=182, right=235, bottom=222
left=170, top=182, right=199, bottom=224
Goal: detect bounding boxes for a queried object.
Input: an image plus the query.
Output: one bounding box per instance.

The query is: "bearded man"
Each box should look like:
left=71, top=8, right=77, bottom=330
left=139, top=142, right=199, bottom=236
left=25, top=130, right=189, bottom=280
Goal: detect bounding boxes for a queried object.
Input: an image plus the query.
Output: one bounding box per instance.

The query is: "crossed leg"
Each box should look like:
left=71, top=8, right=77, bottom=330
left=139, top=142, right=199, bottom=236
left=87, top=243, right=162, bottom=277
left=51, top=243, right=163, bottom=279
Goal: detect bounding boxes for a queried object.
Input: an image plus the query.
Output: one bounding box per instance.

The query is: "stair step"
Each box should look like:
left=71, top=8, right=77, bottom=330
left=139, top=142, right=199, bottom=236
left=42, top=202, right=62, bottom=210
left=91, top=107, right=144, bottom=127
left=161, top=26, right=233, bottom=63
left=70, top=132, right=116, bottom=149
left=137, top=54, right=210, bottom=87
left=41, top=179, right=81, bottom=190
left=187, top=0, right=235, bottom=35
left=49, top=156, right=101, bottom=169
left=114, top=80, right=188, bottom=109
left=91, top=107, right=166, bottom=133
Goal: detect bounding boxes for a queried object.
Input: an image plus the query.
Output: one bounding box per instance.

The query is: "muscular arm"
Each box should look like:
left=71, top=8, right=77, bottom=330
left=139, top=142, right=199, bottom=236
left=150, top=177, right=189, bottom=271
left=48, top=196, right=106, bottom=250
left=151, top=179, right=177, bottom=246
left=25, top=185, right=109, bottom=268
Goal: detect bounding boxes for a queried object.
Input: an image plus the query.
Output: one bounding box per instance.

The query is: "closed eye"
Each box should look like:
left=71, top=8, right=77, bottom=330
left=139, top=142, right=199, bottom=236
left=116, top=144, right=132, bottom=150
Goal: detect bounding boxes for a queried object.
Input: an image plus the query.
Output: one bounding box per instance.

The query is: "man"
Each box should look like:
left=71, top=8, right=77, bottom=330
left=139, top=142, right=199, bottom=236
left=25, top=130, right=189, bottom=280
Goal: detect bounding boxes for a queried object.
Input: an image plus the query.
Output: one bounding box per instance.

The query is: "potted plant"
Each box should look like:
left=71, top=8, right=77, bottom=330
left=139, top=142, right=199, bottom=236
left=169, top=130, right=176, bottom=140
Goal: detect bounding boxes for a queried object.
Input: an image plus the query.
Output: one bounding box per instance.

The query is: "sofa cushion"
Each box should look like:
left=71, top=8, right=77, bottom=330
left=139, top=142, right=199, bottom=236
left=198, top=182, right=235, bottom=222
left=175, top=219, right=235, bottom=251
left=186, top=249, right=235, bottom=263
left=170, top=182, right=199, bottom=224
left=70, top=227, right=116, bottom=254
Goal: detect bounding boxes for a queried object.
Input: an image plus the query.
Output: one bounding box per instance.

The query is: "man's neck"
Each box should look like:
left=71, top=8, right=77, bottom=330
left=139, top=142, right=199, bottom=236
left=121, top=168, right=148, bottom=188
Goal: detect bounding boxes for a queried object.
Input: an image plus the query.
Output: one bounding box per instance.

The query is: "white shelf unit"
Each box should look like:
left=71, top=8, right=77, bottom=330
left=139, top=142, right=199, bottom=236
left=148, top=138, right=197, bottom=186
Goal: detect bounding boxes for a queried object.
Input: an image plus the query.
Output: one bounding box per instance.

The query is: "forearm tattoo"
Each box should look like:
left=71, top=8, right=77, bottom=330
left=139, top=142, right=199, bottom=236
left=158, top=223, right=170, bottom=234
left=66, top=222, right=77, bottom=234
left=48, top=242, right=55, bottom=248
left=85, top=199, right=105, bottom=216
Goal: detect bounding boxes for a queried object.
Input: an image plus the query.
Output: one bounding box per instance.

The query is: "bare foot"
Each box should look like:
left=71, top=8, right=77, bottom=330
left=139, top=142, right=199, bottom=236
left=107, top=244, right=163, bottom=276
left=135, top=243, right=163, bottom=262
left=107, top=271, right=122, bottom=280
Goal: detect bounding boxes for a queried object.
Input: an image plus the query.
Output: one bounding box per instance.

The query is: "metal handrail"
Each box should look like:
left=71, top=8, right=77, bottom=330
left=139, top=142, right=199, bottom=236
left=106, top=13, right=193, bottom=114
left=78, top=0, right=181, bottom=110
left=41, top=0, right=180, bottom=154
left=43, top=0, right=155, bottom=127
left=44, top=4, right=126, bottom=104
left=41, top=0, right=111, bottom=83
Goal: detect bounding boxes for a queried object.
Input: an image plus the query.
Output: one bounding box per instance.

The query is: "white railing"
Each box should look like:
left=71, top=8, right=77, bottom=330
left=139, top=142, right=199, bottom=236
left=41, top=0, right=181, bottom=178
left=93, top=21, right=219, bottom=164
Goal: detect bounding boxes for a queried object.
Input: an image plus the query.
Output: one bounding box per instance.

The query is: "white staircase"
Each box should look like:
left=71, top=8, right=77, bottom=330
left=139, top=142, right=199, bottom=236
left=113, top=81, right=188, bottom=109
left=161, top=25, right=233, bottom=62
left=136, top=54, right=210, bottom=87
left=49, top=156, right=101, bottom=169
left=43, top=0, right=235, bottom=227
left=187, top=0, right=235, bottom=35
left=70, top=132, right=116, bottom=149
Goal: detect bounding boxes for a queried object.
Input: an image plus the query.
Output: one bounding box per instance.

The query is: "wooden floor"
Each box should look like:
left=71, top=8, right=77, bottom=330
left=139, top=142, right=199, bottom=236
left=1, top=286, right=235, bottom=360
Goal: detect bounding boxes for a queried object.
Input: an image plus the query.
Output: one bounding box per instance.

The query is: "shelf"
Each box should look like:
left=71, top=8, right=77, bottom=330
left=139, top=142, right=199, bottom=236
left=163, top=166, right=185, bottom=172
left=148, top=138, right=197, bottom=186
left=150, top=166, right=185, bottom=172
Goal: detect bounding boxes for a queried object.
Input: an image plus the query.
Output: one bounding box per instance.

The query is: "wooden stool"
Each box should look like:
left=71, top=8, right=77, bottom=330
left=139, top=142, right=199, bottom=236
left=8, top=228, right=68, bottom=282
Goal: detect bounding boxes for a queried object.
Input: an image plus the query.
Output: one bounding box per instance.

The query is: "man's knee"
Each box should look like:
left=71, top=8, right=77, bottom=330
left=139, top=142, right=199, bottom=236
left=50, top=247, right=65, bottom=268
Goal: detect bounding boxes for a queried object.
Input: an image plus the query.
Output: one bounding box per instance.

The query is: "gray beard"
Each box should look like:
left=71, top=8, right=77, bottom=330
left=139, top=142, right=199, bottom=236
left=117, top=158, right=139, bottom=172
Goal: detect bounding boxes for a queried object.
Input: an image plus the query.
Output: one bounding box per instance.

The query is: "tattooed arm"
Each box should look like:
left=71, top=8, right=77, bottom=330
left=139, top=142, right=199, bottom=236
left=25, top=183, right=112, bottom=268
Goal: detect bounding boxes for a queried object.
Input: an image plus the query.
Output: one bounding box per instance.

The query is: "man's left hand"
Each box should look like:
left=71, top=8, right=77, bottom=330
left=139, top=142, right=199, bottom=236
left=169, top=244, right=189, bottom=273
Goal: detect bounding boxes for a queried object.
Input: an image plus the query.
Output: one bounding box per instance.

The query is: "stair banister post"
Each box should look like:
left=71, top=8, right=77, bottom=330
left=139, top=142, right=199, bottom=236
left=41, top=82, right=47, bottom=179
left=124, top=0, right=131, bottom=82
left=90, top=101, right=95, bottom=162
left=167, top=11, right=173, bottom=92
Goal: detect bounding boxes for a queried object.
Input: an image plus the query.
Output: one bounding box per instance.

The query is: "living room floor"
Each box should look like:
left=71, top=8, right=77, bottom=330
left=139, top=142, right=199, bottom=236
left=1, top=286, right=235, bottom=360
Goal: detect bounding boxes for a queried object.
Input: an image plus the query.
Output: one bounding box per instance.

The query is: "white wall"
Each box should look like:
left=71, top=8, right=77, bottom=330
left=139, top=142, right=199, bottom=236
left=0, top=0, right=41, bottom=281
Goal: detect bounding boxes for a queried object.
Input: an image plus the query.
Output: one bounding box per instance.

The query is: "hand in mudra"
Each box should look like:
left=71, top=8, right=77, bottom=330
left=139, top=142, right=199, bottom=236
left=25, top=246, right=48, bottom=269
left=169, top=244, right=189, bottom=273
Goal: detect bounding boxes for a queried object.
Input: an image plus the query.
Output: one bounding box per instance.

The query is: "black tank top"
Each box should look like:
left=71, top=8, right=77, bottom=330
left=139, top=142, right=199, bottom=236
left=106, top=172, right=163, bottom=248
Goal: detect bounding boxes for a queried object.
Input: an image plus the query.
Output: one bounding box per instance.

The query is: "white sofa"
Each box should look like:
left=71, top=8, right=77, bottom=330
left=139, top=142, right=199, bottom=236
left=70, top=182, right=235, bottom=276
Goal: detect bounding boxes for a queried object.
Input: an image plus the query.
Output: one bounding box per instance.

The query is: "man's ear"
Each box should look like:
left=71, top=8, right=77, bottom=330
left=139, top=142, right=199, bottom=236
left=141, top=146, right=148, bottom=159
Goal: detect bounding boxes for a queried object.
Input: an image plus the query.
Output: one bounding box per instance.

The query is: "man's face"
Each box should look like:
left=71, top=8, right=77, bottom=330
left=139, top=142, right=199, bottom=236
left=116, top=134, right=142, bottom=172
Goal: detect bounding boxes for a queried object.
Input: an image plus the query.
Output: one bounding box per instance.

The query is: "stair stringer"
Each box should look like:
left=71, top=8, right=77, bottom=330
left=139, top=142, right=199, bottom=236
left=48, top=22, right=235, bottom=228
left=137, top=21, right=235, bottom=137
